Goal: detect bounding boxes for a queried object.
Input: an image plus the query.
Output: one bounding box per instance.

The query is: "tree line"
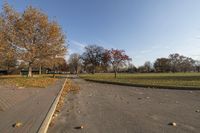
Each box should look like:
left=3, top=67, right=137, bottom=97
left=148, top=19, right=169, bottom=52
left=137, top=53, right=199, bottom=73
left=127, top=53, right=200, bottom=73
left=0, top=3, right=67, bottom=77
left=1, top=3, right=199, bottom=77
left=68, top=45, right=131, bottom=78
left=68, top=45, right=200, bottom=75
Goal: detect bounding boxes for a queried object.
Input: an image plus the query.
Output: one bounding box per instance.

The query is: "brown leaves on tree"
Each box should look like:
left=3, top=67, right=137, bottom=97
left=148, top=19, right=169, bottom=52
left=0, top=3, right=67, bottom=77
left=109, top=49, right=131, bottom=78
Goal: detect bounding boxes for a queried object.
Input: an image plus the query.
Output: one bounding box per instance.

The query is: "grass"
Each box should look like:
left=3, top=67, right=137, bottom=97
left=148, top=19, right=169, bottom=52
left=0, top=75, right=60, bottom=88
left=80, top=73, right=200, bottom=89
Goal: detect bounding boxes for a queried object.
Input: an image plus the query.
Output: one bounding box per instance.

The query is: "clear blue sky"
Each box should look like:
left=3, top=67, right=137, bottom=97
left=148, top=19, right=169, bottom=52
left=1, top=0, right=200, bottom=66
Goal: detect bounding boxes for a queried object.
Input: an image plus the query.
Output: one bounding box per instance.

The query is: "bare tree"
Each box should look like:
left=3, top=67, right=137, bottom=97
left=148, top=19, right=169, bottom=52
left=68, top=53, right=81, bottom=74
left=169, top=53, right=180, bottom=72
left=101, top=49, right=111, bottom=72
left=195, top=60, right=200, bottom=72
left=154, top=58, right=171, bottom=72
left=144, top=61, right=152, bottom=72
left=81, top=45, right=105, bottom=74
left=179, top=56, right=195, bottom=72
left=127, top=63, right=137, bottom=73
left=169, top=53, right=195, bottom=72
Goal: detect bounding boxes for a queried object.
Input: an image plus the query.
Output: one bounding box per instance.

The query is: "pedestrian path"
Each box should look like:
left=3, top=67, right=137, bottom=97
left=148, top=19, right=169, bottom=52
left=0, top=78, right=65, bottom=133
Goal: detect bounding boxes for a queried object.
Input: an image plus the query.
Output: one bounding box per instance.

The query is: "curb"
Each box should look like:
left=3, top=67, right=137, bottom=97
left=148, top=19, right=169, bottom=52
left=38, top=78, right=68, bottom=133
left=83, top=79, right=200, bottom=91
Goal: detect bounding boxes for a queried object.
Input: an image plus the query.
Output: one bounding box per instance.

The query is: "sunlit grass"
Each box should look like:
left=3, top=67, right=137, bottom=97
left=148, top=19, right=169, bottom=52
left=0, top=74, right=61, bottom=88
left=80, top=73, right=200, bottom=89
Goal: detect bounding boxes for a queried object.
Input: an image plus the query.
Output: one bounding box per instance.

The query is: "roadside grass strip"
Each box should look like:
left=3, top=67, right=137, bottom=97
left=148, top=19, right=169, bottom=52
left=80, top=73, right=200, bottom=90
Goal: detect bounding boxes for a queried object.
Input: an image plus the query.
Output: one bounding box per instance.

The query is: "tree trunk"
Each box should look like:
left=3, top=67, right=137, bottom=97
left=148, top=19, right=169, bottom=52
left=7, top=65, right=10, bottom=74
left=114, top=70, right=117, bottom=78
left=92, top=70, right=95, bottom=74
left=53, top=64, right=55, bottom=78
left=75, top=66, right=78, bottom=74
left=92, top=65, right=96, bottom=74
left=39, top=64, right=42, bottom=75
left=28, top=64, right=32, bottom=77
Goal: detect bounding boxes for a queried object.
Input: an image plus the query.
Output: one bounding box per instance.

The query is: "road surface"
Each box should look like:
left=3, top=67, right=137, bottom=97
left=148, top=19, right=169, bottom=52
left=48, top=78, right=200, bottom=133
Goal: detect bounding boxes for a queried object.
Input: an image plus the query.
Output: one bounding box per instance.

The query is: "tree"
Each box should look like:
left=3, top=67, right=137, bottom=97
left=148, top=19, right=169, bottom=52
left=81, top=45, right=105, bottom=74
left=33, top=58, right=51, bottom=75
left=127, top=63, right=137, bottom=73
left=0, top=3, right=19, bottom=51
left=109, top=49, right=131, bottom=78
left=49, top=57, right=66, bottom=78
left=195, top=60, right=200, bottom=72
left=101, top=49, right=111, bottom=72
left=68, top=53, right=81, bottom=74
left=144, top=61, right=152, bottom=72
left=58, top=59, right=68, bottom=72
left=0, top=47, right=17, bottom=72
left=169, top=53, right=180, bottom=72
left=0, top=17, right=5, bottom=54
left=138, top=65, right=146, bottom=73
left=53, top=57, right=67, bottom=72
left=0, top=4, right=18, bottom=72
left=0, top=4, right=67, bottom=77
left=179, top=56, right=195, bottom=72
left=154, top=58, right=171, bottom=72
left=0, top=4, right=17, bottom=72
left=168, top=53, right=195, bottom=72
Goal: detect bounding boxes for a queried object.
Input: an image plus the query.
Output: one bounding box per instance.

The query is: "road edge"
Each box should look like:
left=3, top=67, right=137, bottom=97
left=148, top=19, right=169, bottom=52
left=38, top=78, right=68, bottom=133
left=83, top=78, right=200, bottom=91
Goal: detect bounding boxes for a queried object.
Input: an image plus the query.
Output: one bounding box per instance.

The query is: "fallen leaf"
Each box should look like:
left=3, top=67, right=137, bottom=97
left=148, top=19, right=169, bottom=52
left=168, top=122, right=177, bottom=126
left=13, top=122, right=23, bottom=128
left=74, top=125, right=84, bottom=129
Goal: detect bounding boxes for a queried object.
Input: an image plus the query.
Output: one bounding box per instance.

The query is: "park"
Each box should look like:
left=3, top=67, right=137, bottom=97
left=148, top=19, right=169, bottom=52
left=0, top=1, right=200, bottom=133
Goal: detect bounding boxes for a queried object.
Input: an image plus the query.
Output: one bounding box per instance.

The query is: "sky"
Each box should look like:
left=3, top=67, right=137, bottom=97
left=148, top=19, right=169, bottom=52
left=1, top=0, right=200, bottom=66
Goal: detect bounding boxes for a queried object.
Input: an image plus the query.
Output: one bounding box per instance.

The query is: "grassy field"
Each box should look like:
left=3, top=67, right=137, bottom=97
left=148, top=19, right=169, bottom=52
left=0, top=75, right=61, bottom=88
left=80, top=73, right=200, bottom=89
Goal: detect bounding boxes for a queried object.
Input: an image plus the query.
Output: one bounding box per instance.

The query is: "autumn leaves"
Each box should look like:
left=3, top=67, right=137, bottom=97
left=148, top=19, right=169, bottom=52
left=0, top=3, right=67, bottom=77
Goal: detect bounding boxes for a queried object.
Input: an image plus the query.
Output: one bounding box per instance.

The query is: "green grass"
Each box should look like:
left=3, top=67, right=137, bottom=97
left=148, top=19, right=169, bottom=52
left=0, top=75, right=59, bottom=88
left=80, top=73, right=200, bottom=89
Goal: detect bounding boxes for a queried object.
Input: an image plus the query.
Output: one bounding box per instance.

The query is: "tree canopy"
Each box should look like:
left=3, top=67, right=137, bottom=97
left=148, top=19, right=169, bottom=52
left=0, top=3, right=67, bottom=76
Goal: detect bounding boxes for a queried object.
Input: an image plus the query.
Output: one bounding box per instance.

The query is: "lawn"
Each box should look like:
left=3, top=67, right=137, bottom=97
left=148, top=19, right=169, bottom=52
left=0, top=75, right=59, bottom=88
left=80, top=73, right=200, bottom=89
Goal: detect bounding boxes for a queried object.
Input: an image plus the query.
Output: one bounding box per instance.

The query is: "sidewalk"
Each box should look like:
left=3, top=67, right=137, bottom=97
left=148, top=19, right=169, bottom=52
left=0, top=78, right=66, bottom=133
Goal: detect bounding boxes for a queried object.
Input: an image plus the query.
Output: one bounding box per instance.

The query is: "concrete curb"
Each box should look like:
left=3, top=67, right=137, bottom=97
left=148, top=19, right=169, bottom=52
left=38, top=78, right=68, bottom=133
left=84, top=79, right=200, bottom=91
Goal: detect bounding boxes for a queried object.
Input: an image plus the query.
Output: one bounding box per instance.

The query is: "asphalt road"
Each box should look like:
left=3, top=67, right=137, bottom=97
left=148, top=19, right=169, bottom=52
left=48, top=78, right=200, bottom=133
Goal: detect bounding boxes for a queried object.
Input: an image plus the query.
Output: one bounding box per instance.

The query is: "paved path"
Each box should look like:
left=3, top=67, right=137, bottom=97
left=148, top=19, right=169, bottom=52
left=0, top=78, right=65, bottom=133
left=48, top=78, right=200, bottom=133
